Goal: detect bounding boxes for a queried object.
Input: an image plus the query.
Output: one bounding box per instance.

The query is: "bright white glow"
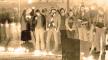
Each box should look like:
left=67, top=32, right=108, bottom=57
left=1, top=24, right=3, bottom=27
left=47, top=51, right=54, bottom=55
left=14, top=48, right=26, bottom=53
left=5, top=21, right=9, bottom=27
left=33, top=50, right=56, bottom=56
left=41, top=51, right=48, bottom=56
left=14, top=48, right=26, bottom=54
left=105, top=51, right=108, bottom=60
left=7, top=47, right=27, bottom=55
left=32, top=6, right=35, bottom=9
left=87, top=55, right=94, bottom=60
left=8, top=48, right=14, bottom=52
left=81, top=52, right=84, bottom=55
left=11, top=22, right=16, bottom=26
left=83, top=55, right=94, bottom=60
left=33, top=50, right=42, bottom=56
left=0, top=47, right=5, bottom=52
left=28, top=0, right=32, bottom=4
left=83, top=56, right=87, bottom=60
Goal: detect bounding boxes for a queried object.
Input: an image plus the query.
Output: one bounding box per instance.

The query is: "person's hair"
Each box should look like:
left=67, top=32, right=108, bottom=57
left=67, top=9, right=74, bottom=16
left=35, top=9, right=40, bottom=13
left=60, top=8, right=65, bottom=12
left=22, top=9, right=26, bottom=16
left=80, top=5, right=85, bottom=12
left=51, top=9, right=56, bottom=12
left=49, top=9, right=56, bottom=14
left=42, top=9, right=45, bottom=13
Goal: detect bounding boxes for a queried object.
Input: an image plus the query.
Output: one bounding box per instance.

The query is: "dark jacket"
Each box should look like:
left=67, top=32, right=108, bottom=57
left=33, top=14, right=46, bottom=30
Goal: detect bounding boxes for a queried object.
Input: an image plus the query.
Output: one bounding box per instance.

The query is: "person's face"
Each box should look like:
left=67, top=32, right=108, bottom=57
left=51, top=10, right=56, bottom=16
left=36, top=12, right=40, bottom=16
left=69, top=11, right=73, bottom=17
left=42, top=11, right=47, bottom=15
left=81, top=7, right=85, bottom=12
left=61, top=10, right=65, bottom=16
left=26, top=15, right=31, bottom=21
left=26, top=8, right=32, bottom=15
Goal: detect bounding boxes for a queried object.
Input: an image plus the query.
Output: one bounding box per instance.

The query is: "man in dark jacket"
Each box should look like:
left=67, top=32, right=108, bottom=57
left=34, top=9, right=46, bottom=53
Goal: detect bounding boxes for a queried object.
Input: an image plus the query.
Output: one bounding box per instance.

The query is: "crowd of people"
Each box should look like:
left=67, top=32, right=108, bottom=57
left=0, top=3, right=107, bottom=56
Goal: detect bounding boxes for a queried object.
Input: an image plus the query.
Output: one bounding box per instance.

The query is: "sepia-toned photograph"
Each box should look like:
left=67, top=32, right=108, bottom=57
left=0, top=0, right=108, bottom=60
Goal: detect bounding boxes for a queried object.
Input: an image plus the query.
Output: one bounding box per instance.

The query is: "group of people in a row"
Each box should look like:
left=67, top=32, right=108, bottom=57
left=0, top=4, right=107, bottom=56
left=20, top=5, right=106, bottom=55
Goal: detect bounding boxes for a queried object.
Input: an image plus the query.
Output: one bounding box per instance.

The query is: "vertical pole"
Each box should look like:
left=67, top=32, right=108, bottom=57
left=67, top=0, right=70, bottom=12
left=18, top=0, right=21, bottom=22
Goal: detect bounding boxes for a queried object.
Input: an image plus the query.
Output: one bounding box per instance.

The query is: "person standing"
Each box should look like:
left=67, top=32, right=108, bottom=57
left=21, top=8, right=32, bottom=41
left=59, top=8, right=67, bottom=39
left=95, top=14, right=105, bottom=53
left=65, top=10, right=78, bottom=39
left=46, top=9, right=61, bottom=54
left=89, top=23, right=96, bottom=54
left=21, top=8, right=33, bottom=52
left=77, top=4, right=89, bottom=41
left=34, top=9, right=46, bottom=53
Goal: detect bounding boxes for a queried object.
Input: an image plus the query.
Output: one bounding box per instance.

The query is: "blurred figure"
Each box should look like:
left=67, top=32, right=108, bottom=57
left=21, top=8, right=34, bottom=52
left=16, top=22, right=21, bottom=46
left=41, top=8, right=48, bottom=46
left=105, top=28, right=108, bottom=49
left=97, top=11, right=106, bottom=60
left=2, top=22, right=7, bottom=48
left=105, top=29, right=108, bottom=60
left=65, top=10, right=78, bottom=39
left=89, top=6, right=98, bottom=24
left=59, top=8, right=67, bottom=38
left=78, top=21, right=89, bottom=41
left=8, top=21, right=19, bottom=48
left=34, top=9, right=46, bottom=52
left=21, top=8, right=32, bottom=42
left=77, top=3, right=89, bottom=41
left=95, top=14, right=105, bottom=53
left=59, top=8, right=67, bottom=52
left=89, top=24, right=96, bottom=54
left=46, top=9, right=61, bottom=54
left=7, top=11, right=21, bottom=49
left=41, top=8, right=48, bottom=17
left=0, top=8, right=12, bottom=50
left=98, top=27, right=106, bottom=60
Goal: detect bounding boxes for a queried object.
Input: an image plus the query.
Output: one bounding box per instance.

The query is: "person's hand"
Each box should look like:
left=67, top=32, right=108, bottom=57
left=70, top=28, right=74, bottom=31
left=46, top=28, right=49, bottom=31
left=68, top=28, right=72, bottom=31
left=78, top=19, right=82, bottom=22
left=55, top=28, right=59, bottom=32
